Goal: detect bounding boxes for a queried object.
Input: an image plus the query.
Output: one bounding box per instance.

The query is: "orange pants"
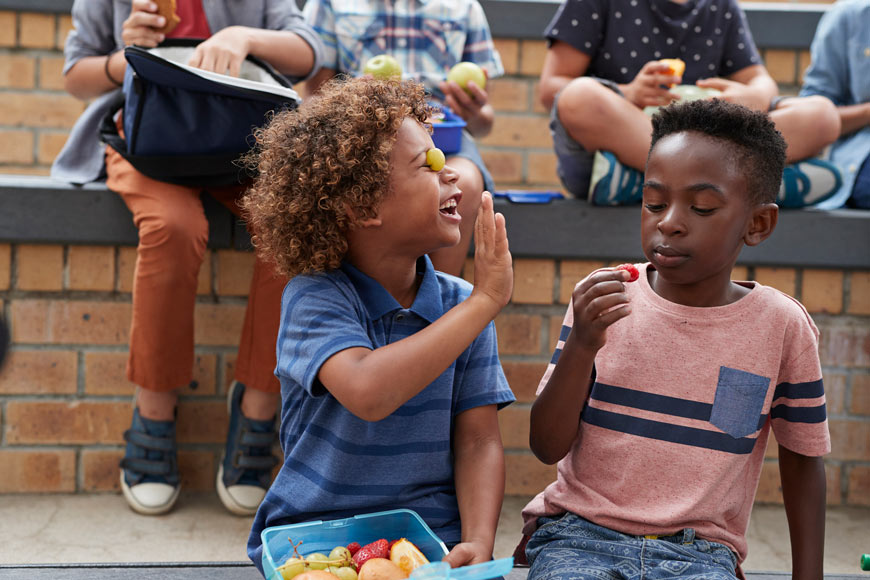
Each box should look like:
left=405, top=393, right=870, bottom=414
left=105, top=146, right=283, bottom=394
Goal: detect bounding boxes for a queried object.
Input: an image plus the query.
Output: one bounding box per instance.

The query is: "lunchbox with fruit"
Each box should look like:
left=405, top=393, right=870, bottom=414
left=261, top=509, right=513, bottom=580
left=428, top=106, right=466, bottom=155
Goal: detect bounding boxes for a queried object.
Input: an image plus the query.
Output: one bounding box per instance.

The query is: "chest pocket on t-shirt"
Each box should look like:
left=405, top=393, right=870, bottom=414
left=709, top=366, right=769, bottom=439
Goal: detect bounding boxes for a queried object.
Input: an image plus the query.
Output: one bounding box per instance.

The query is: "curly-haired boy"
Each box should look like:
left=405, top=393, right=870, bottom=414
left=242, top=77, right=516, bottom=574
left=522, top=99, right=830, bottom=580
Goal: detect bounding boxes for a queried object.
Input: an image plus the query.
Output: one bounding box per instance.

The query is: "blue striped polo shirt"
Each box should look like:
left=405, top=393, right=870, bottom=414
left=248, top=256, right=514, bottom=571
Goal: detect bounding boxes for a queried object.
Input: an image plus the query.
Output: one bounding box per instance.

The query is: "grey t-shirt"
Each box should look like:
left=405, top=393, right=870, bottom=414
left=544, top=0, right=760, bottom=85
left=51, top=0, right=324, bottom=185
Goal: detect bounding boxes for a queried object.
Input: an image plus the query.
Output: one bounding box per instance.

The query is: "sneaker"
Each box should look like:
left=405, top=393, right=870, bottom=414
left=588, top=150, right=645, bottom=206
left=217, top=381, right=278, bottom=516
left=120, top=407, right=181, bottom=515
left=778, top=157, right=842, bottom=208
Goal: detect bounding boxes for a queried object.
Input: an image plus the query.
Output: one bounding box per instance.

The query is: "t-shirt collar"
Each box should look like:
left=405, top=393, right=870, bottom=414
left=340, top=255, right=444, bottom=323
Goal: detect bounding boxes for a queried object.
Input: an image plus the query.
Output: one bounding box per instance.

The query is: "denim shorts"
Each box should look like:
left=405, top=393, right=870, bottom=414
left=525, top=513, right=738, bottom=580
left=550, top=78, right=624, bottom=198
left=450, top=129, right=496, bottom=195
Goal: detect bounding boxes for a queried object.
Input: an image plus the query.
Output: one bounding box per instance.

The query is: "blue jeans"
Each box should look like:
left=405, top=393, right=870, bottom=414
left=525, top=513, right=738, bottom=580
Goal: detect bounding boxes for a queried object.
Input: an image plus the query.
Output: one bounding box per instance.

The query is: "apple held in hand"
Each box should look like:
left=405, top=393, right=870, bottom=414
left=363, top=55, right=402, bottom=80
left=447, top=61, right=486, bottom=93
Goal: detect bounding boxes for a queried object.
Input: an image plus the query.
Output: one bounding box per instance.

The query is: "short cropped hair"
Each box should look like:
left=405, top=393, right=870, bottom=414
left=649, top=99, right=787, bottom=205
left=241, top=77, right=431, bottom=277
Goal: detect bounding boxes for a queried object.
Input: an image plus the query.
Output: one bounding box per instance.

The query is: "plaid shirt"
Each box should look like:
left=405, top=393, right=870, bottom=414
left=304, top=0, right=503, bottom=100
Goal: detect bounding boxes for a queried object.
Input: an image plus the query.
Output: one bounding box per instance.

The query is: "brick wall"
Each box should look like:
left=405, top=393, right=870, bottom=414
left=0, top=8, right=814, bottom=188
left=2, top=5, right=868, bottom=506
left=1, top=243, right=869, bottom=505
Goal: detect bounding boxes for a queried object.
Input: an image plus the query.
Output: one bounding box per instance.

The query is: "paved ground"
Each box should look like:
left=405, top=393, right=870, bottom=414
left=0, top=493, right=867, bottom=574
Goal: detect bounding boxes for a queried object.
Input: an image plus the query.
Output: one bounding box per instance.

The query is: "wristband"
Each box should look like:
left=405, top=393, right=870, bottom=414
left=105, top=51, right=123, bottom=87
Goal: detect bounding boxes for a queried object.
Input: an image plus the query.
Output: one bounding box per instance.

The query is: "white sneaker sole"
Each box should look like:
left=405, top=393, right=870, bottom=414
left=120, top=471, right=180, bottom=516
left=216, top=460, right=261, bottom=516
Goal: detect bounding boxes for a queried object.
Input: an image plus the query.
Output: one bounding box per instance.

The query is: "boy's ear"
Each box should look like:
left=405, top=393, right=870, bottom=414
left=744, top=202, right=778, bottom=247
left=344, top=202, right=382, bottom=228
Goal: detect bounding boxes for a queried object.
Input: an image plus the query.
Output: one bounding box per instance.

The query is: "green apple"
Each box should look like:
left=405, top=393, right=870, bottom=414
left=447, top=61, right=486, bottom=93
left=363, top=54, right=402, bottom=80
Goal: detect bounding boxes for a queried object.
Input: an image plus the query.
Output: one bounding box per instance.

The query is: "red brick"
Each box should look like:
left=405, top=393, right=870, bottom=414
left=519, top=40, right=548, bottom=77
left=0, top=243, right=10, bottom=290
left=19, top=13, right=55, bottom=49
left=499, top=406, right=530, bottom=450
left=753, top=267, right=796, bottom=297
left=823, top=372, right=846, bottom=415
left=818, top=320, right=870, bottom=368
left=0, top=92, right=86, bottom=128
left=217, top=250, right=254, bottom=296
left=0, top=164, right=49, bottom=175
left=81, top=449, right=123, bottom=492
left=493, top=38, right=519, bottom=76
left=850, top=373, right=870, bottom=416
left=798, top=50, right=812, bottom=84
left=0, top=129, right=34, bottom=164
left=176, top=400, right=227, bottom=444
left=846, top=465, right=870, bottom=506
left=0, top=12, right=15, bottom=47
left=488, top=78, right=530, bottom=112
left=505, top=452, right=556, bottom=495
left=531, top=81, right=549, bottom=115
left=495, top=313, right=543, bottom=355
left=732, top=265, right=749, bottom=281
left=827, top=420, right=870, bottom=461
left=179, top=450, right=218, bottom=491
left=223, top=352, right=238, bottom=393
left=57, top=15, right=73, bottom=50
left=84, top=351, right=217, bottom=396
left=38, top=55, right=65, bottom=90
left=801, top=269, right=843, bottom=314
left=0, top=449, right=76, bottom=493
left=68, top=245, right=115, bottom=291
left=16, top=244, right=63, bottom=290
left=198, top=249, right=213, bottom=295
left=0, top=53, right=35, bottom=89
left=117, top=246, right=136, bottom=293
left=480, top=115, right=552, bottom=149
left=764, top=49, right=796, bottom=85
left=764, top=431, right=778, bottom=459
left=547, top=316, right=562, bottom=356
left=826, top=462, right=842, bottom=506
left=37, top=131, right=70, bottom=166
left=754, top=460, right=783, bottom=504
left=848, top=271, right=870, bottom=315
left=527, top=152, right=560, bottom=185
left=0, top=350, right=77, bottom=394
left=6, top=401, right=130, bottom=444
left=11, top=300, right=132, bottom=345
left=558, top=260, right=607, bottom=304
left=502, top=360, right=548, bottom=403
left=480, top=150, right=523, bottom=183
left=193, top=303, right=245, bottom=346
left=512, top=259, right=555, bottom=304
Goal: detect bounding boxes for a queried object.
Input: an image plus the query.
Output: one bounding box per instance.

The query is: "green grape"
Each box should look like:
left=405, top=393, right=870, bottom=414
left=329, top=546, right=353, bottom=567
left=279, top=557, right=306, bottom=580
left=334, top=566, right=359, bottom=580
left=307, top=552, right=329, bottom=570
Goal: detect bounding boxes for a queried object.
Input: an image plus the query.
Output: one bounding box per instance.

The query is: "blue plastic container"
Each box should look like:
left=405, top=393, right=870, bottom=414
left=261, top=509, right=448, bottom=580
left=431, top=109, right=466, bottom=155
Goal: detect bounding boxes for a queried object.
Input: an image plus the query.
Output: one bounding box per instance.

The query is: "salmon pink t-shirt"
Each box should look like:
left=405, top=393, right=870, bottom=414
left=522, top=263, right=830, bottom=563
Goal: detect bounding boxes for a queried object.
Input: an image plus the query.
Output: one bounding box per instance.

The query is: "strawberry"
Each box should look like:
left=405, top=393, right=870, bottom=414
left=615, top=263, right=639, bottom=282
left=352, top=539, right=389, bottom=569
left=347, top=542, right=362, bottom=556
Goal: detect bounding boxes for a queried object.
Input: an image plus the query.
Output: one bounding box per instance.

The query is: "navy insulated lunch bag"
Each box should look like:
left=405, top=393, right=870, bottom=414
left=100, top=39, right=301, bottom=187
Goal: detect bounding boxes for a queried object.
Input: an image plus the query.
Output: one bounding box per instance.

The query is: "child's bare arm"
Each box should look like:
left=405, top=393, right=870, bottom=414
left=778, top=444, right=825, bottom=580
left=444, top=404, right=503, bottom=568
left=188, top=27, right=315, bottom=77
left=530, top=269, right=632, bottom=464
left=318, top=193, right=512, bottom=422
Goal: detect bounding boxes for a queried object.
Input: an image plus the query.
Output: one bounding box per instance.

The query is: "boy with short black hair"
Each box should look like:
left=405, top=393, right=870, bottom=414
left=522, top=99, right=829, bottom=580
left=241, top=77, right=515, bottom=574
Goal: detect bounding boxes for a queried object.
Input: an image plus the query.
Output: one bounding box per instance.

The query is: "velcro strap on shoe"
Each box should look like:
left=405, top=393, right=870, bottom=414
left=120, top=456, right=173, bottom=476
left=240, top=430, right=276, bottom=448
left=234, top=453, right=279, bottom=471
left=124, top=428, right=175, bottom=452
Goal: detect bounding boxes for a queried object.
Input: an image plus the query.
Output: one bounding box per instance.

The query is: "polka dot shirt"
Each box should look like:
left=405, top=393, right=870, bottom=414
left=545, top=0, right=760, bottom=84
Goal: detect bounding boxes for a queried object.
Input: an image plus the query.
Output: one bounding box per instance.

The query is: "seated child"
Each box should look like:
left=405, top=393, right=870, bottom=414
left=522, top=99, right=830, bottom=579
left=240, top=77, right=516, bottom=574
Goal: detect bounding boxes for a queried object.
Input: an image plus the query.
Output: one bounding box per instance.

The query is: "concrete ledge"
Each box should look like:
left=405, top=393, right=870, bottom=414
left=0, top=0, right=828, bottom=49
left=1, top=176, right=869, bottom=268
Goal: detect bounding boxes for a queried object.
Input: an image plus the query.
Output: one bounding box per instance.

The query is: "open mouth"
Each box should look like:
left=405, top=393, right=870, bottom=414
left=439, top=197, right=459, bottom=216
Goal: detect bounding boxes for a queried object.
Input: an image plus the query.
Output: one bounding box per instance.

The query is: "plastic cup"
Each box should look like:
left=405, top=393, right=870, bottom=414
left=410, top=561, right=451, bottom=580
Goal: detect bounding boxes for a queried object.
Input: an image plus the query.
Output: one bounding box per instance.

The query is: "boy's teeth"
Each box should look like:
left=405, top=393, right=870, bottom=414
left=439, top=199, right=457, bottom=210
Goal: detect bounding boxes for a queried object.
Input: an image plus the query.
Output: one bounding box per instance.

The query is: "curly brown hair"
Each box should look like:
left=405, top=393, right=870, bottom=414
left=241, top=77, right=431, bottom=277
